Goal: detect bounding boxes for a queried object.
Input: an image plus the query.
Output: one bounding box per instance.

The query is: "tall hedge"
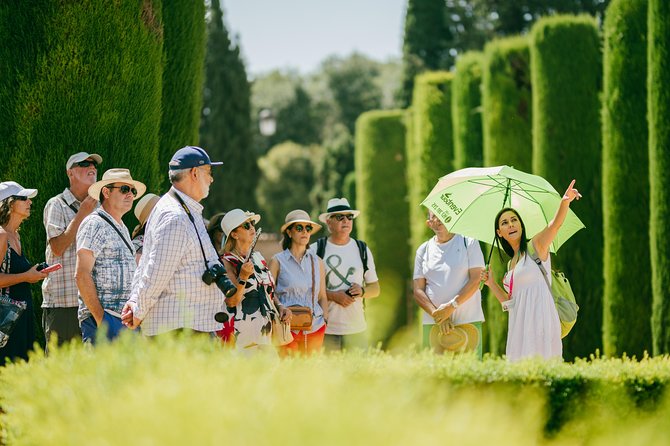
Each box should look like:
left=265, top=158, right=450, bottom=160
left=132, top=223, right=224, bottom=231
left=158, top=0, right=206, bottom=189
left=649, top=0, right=670, bottom=355
left=530, top=15, right=602, bottom=360
left=355, top=110, right=409, bottom=346
left=452, top=52, right=484, bottom=170
left=481, top=36, right=534, bottom=356
left=407, top=71, right=454, bottom=254
left=0, top=1, right=164, bottom=340
left=602, top=0, right=651, bottom=357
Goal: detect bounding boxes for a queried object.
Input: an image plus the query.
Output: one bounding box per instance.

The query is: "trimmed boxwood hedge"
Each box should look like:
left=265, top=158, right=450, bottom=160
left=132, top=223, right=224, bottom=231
left=481, top=36, right=533, bottom=356
left=0, top=1, right=164, bottom=342
left=649, top=0, right=670, bottom=355
left=530, top=15, right=602, bottom=360
left=158, top=0, right=206, bottom=190
left=452, top=52, right=484, bottom=170
left=355, top=110, right=409, bottom=345
left=602, top=0, right=651, bottom=357
left=407, top=71, right=454, bottom=254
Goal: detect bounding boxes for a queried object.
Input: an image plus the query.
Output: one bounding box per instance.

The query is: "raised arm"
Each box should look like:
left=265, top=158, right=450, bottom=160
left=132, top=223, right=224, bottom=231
left=532, top=179, right=582, bottom=260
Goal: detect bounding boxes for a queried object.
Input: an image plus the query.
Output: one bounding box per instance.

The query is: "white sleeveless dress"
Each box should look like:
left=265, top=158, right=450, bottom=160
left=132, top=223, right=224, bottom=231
left=502, top=246, right=562, bottom=362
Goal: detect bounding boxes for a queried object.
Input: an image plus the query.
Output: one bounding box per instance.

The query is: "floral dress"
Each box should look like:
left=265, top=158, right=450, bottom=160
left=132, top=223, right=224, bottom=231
left=222, top=251, right=277, bottom=350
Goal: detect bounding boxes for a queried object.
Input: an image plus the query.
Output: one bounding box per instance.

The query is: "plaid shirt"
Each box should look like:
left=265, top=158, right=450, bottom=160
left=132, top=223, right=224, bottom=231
left=42, top=188, right=94, bottom=308
left=127, top=187, right=225, bottom=335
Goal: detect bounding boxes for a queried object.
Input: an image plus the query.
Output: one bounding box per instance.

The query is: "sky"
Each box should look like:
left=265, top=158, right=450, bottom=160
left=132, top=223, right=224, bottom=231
left=223, top=0, right=407, bottom=75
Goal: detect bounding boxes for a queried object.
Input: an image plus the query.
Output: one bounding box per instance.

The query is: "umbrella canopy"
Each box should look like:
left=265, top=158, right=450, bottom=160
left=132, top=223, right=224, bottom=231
left=421, top=165, right=585, bottom=253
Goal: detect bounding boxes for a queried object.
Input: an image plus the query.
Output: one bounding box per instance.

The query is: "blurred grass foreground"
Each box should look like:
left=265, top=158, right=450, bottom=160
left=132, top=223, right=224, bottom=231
left=1, top=334, right=669, bottom=445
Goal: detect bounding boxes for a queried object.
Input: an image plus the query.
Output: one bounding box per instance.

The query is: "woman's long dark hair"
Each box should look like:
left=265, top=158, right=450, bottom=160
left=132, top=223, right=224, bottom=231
left=281, top=225, right=293, bottom=250
left=494, top=207, right=527, bottom=259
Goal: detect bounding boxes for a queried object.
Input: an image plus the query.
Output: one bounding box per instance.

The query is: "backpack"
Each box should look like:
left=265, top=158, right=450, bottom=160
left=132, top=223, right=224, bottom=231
left=315, top=237, right=369, bottom=274
left=527, top=244, right=579, bottom=338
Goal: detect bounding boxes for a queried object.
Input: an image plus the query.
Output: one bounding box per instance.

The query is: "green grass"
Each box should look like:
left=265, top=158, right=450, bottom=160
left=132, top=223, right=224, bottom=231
left=1, top=335, right=670, bottom=445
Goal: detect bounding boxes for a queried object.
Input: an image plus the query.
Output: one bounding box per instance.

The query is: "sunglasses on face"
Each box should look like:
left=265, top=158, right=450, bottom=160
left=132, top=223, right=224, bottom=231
left=333, top=214, right=354, bottom=222
left=293, top=224, right=313, bottom=233
left=11, top=195, right=29, bottom=201
left=74, top=160, right=98, bottom=168
left=106, top=185, right=138, bottom=197
left=240, top=221, right=255, bottom=230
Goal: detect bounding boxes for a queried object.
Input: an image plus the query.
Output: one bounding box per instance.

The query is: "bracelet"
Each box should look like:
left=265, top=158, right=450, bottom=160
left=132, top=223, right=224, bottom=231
left=237, top=279, right=247, bottom=286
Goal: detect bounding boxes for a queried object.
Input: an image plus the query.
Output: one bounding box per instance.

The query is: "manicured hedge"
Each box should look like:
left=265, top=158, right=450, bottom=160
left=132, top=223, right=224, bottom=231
left=481, top=36, right=534, bottom=356
left=649, top=0, right=670, bottom=355
left=0, top=1, right=164, bottom=341
left=602, top=0, right=651, bottom=357
left=530, top=15, right=602, bottom=360
left=452, top=52, right=484, bottom=170
left=355, top=110, right=409, bottom=345
left=407, top=71, right=454, bottom=254
left=158, top=0, right=206, bottom=189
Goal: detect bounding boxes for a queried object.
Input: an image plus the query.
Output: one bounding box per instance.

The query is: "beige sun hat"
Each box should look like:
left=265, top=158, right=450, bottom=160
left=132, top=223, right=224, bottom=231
left=429, top=322, right=479, bottom=354
left=280, top=209, right=322, bottom=234
left=134, top=193, right=160, bottom=225
left=221, top=208, right=261, bottom=236
left=88, top=168, right=146, bottom=201
left=318, top=197, right=361, bottom=223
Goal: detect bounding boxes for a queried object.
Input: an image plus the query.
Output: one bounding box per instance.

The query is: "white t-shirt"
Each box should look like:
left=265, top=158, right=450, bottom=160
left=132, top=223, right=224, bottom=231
left=310, top=239, right=379, bottom=335
left=413, top=234, right=485, bottom=325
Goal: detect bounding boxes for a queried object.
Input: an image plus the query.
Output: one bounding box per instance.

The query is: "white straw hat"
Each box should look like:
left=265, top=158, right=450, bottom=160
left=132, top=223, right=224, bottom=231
left=318, top=198, right=360, bottom=223
left=280, top=209, right=322, bottom=234
left=221, top=209, right=261, bottom=236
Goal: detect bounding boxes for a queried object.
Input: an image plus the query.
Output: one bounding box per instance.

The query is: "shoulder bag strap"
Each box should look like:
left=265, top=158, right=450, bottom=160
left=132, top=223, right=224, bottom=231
left=527, top=244, right=553, bottom=296
left=60, top=196, right=79, bottom=215
left=310, top=253, right=316, bottom=314
left=1, top=241, right=11, bottom=296
left=171, top=191, right=209, bottom=270
left=96, top=212, right=135, bottom=257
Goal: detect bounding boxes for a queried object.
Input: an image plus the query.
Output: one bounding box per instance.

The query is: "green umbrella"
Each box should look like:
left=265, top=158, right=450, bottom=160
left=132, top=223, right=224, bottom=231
left=421, top=166, right=585, bottom=258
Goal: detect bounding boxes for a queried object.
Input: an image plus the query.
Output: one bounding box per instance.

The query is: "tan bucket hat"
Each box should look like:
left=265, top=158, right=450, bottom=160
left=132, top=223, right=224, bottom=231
left=134, top=193, right=160, bottom=225
left=429, top=322, right=479, bottom=354
left=88, top=168, right=146, bottom=201
left=280, top=209, right=322, bottom=234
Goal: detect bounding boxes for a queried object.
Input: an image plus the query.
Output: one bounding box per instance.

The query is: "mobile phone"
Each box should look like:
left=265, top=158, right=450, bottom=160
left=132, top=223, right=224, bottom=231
left=40, top=263, right=62, bottom=274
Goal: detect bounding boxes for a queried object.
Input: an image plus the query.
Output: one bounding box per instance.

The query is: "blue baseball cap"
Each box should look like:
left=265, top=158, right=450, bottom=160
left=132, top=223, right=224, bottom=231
left=168, top=146, right=223, bottom=170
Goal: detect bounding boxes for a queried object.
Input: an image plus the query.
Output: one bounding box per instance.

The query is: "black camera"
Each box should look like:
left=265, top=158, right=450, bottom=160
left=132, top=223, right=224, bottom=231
left=202, top=262, right=236, bottom=297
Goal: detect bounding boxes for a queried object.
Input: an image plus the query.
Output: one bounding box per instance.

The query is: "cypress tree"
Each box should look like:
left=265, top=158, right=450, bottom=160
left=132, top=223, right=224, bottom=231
left=530, top=16, right=602, bottom=359
left=407, top=71, right=454, bottom=254
left=355, top=110, right=409, bottom=345
left=159, top=0, right=206, bottom=188
left=399, top=0, right=449, bottom=106
left=200, top=0, right=254, bottom=214
left=602, top=0, right=650, bottom=357
left=452, top=52, right=484, bottom=170
left=649, top=0, right=670, bottom=355
left=481, top=36, right=533, bottom=356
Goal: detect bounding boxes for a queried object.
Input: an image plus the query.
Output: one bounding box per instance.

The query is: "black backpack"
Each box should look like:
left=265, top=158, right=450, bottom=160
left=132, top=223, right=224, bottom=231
left=315, top=237, right=369, bottom=273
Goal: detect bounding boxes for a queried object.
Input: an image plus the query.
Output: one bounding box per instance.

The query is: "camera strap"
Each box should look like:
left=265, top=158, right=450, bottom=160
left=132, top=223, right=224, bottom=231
left=171, top=191, right=209, bottom=270
left=96, top=212, right=135, bottom=257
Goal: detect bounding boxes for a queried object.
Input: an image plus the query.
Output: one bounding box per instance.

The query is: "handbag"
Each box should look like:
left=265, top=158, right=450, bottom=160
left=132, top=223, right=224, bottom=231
left=0, top=242, right=27, bottom=348
left=289, top=254, right=315, bottom=332
left=272, top=317, right=293, bottom=346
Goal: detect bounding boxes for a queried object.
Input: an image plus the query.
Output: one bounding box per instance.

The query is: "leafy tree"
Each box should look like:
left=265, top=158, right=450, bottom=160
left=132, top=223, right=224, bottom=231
left=200, top=0, right=255, bottom=214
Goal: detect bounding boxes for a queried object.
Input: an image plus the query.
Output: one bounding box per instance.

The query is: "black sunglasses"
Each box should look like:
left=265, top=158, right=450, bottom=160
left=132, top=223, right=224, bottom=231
left=293, top=224, right=313, bottom=233
left=106, top=185, right=138, bottom=197
left=73, top=160, right=98, bottom=168
left=333, top=214, right=354, bottom=222
left=11, top=195, right=29, bottom=201
left=240, top=221, right=255, bottom=230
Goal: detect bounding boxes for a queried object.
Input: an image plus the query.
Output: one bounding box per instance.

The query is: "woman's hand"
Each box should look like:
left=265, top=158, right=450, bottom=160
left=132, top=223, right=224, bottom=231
left=24, top=265, right=47, bottom=283
left=563, top=179, right=582, bottom=204
left=279, top=306, right=292, bottom=323
left=481, top=265, right=495, bottom=288
left=239, top=261, right=254, bottom=281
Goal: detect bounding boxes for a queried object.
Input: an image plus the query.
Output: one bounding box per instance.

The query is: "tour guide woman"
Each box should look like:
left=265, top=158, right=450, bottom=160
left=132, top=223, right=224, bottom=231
left=482, top=180, right=581, bottom=361
left=270, top=209, right=328, bottom=355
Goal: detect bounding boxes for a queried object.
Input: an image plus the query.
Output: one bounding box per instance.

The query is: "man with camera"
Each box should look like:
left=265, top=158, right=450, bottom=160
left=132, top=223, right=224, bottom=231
left=121, top=146, right=232, bottom=336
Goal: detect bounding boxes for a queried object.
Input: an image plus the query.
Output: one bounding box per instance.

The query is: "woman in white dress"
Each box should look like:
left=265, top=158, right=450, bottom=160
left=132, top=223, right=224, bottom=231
left=482, top=180, right=581, bottom=361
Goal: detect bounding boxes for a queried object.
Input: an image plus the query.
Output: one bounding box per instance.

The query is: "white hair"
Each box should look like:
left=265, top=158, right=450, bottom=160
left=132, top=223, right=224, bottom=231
left=168, top=168, right=191, bottom=184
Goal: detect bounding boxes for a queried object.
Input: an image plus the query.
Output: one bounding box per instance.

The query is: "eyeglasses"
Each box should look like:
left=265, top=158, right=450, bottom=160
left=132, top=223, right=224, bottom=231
left=106, top=185, right=138, bottom=197
left=11, top=195, right=28, bottom=201
left=333, top=214, right=354, bottom=222
left=240, top=221, right=255, bottom=230
left=73, top=160, right=98, bottom=168
left=293, top=224, right=313, bottom=233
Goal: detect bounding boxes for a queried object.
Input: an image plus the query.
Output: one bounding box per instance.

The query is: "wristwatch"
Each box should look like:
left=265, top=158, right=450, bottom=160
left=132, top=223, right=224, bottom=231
left=448, top=298, right=459, bottom=309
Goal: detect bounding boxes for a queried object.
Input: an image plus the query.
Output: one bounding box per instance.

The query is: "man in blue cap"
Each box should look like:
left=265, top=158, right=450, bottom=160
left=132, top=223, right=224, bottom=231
left=122, top=146, right=231, bottom=336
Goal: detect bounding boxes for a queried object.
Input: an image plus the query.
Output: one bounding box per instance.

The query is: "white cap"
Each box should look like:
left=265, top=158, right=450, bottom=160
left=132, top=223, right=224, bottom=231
left=221, top=209, right=261, bottom=236
left=66, top=152, right=103, bottom=170
left=0, top=181, right=38, bottom=202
